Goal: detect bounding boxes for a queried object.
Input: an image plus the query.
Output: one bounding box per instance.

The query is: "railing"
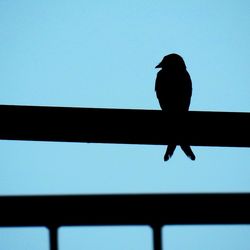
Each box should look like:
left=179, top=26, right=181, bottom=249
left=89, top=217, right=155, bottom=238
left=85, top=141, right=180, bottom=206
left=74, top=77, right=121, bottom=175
left=1, top=193, right=250, bottom=250
left=1, top=104, right=250, bottom=147
left=1, top=105, right=250, bottom=250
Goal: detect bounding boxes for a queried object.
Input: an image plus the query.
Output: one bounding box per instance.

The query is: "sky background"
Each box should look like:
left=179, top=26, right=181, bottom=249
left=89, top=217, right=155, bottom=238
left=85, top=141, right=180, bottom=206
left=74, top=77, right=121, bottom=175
left=1, top=0, right=250, bottom=249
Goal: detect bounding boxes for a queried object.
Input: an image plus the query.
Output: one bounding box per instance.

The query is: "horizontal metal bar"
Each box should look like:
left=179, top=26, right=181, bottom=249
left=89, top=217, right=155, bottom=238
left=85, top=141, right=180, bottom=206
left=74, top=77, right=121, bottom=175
left=0, top=193, right=250, bottom=227
left=0, top=105, right=250, bottom=147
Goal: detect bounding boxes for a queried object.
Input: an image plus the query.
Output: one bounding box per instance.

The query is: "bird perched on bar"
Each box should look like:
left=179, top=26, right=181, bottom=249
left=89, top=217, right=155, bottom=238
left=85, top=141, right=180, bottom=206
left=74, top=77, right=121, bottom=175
left=155, top=53, right=196, bottom=161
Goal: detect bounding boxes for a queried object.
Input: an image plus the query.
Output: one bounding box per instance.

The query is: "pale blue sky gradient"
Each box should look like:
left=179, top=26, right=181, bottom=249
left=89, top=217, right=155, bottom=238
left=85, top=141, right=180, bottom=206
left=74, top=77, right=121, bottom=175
left=1, top=1, right=250, bottom=249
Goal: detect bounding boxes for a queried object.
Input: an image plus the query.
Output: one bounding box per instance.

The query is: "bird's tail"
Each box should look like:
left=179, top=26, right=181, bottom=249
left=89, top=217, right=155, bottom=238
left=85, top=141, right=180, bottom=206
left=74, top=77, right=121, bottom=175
left=164, top=145, right=176, bottom=161
left=164, top=145, right=196, bottom=161
left=180, top=145, right=196, bottom=161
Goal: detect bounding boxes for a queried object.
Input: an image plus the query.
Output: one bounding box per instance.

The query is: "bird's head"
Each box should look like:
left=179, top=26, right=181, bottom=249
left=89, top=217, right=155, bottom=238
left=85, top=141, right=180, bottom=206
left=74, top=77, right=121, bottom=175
left=155, top=53, right=186, bottom=71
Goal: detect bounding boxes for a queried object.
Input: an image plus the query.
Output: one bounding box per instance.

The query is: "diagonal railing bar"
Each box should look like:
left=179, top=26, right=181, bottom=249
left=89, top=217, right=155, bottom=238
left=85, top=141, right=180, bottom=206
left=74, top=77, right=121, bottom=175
left=1, top=104, right=250, bottom=147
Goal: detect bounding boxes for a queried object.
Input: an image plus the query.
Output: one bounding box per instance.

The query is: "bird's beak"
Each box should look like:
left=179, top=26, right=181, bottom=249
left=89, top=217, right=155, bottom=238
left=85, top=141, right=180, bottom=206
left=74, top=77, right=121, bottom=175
left=155, top=62, right=162, bottom=68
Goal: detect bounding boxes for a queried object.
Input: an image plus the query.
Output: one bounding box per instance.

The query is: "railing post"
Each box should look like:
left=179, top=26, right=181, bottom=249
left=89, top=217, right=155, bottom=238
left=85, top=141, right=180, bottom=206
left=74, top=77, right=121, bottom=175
left=48, top=226, right=59, bottom=250
left=152, top=225, right=163, bottom=250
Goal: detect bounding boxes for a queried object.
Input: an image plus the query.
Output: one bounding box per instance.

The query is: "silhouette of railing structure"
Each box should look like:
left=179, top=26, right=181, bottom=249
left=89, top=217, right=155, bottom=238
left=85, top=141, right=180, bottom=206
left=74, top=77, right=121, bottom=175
left=1, top=104, right=250, bottom=146
left=1, top=194, right=250, bottom=250
left=1, top=104, right=250, bottom=250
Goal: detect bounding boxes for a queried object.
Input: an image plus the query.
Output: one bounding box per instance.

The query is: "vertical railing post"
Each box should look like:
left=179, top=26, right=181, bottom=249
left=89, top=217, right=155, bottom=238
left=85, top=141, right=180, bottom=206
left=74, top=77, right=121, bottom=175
left=48, top=226, right=59, bottom=250
left=152, top=224, right=163, bottom=250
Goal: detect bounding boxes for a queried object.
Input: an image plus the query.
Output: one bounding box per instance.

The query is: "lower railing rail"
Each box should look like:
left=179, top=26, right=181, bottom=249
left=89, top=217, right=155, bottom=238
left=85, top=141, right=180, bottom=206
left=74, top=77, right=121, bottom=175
left=1, top=193, right=250, bottom=250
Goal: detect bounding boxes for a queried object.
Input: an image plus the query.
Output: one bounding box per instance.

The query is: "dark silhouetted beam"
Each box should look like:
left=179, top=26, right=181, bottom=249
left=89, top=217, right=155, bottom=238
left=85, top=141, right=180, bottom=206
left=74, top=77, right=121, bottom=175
left=0, top=104, right=250, bottom=147
left=0, top=193, right=250, bottom=227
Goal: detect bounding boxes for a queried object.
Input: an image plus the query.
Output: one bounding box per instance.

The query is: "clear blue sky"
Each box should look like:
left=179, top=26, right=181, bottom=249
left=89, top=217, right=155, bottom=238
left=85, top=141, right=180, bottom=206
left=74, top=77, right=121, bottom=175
left=1, top=1, right=250, bottom=249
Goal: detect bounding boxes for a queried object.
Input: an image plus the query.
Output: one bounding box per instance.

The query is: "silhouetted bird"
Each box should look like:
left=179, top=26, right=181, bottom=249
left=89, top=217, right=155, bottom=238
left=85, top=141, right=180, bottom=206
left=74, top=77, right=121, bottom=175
left=155, top=53, right=196, bottom=161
